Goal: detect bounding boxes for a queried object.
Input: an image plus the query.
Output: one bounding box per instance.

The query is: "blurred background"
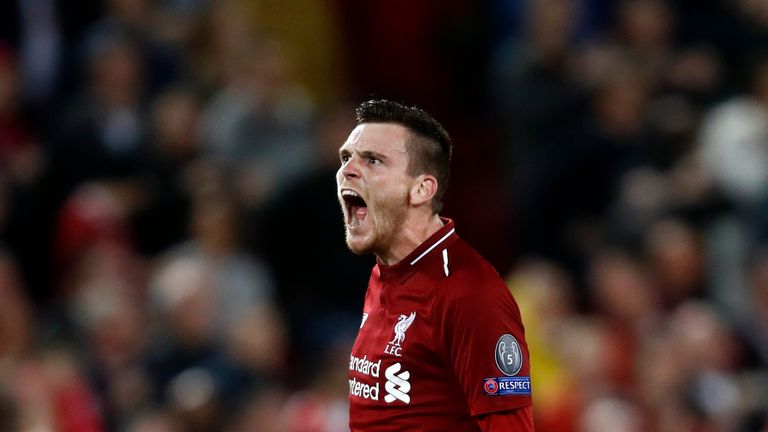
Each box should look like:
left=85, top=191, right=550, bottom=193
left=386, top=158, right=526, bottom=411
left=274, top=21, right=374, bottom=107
left=0, top=0, right=767, bottom=430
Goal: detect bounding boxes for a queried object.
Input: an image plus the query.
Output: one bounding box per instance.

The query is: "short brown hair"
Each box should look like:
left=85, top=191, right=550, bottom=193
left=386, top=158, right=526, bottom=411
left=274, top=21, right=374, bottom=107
left=355, top=99, right=452, bottom=212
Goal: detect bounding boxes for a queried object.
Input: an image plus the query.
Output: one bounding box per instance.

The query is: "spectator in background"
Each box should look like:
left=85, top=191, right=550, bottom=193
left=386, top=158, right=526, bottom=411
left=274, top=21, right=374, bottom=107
left=0, top=0, right=103, bottom=120
left=78, top=286, right=150, bottom=430
left=557, top=318, right=617, bottom=423
left=190, top=0, right=254, bottom=91
left=200, top=35, right=315, bottom=209
left=588, top=248, right=660, bottom=391
left=168, top=192, right=275, bottom=336
left=5, top=0, right=65, bottom=110
left=612, top=0, right=674, bottom=85
left=226, top=386, right=288, bottom=432
left=147, top=186, right=282, bottom=405
left=660, top=302, right=744, bottom=431
left=52, top=179, right=139, bottom=298
left=49, top=178, right=148, bottom=430
left=506, top=260, right=579, bottom=431
left=145, top=255, right=225, bottom=431
left=145, top=254, right=286, bottom=431
left=699, top=55, right=768, bottom=216
left=132, top=85, right=201, bottom=256
left=580, top=396, right=643, bottom=432
left=697, top=55, right=768, bottom=320
left=643, top=218, right=706, bottom=308
left=82, top=0, right=186, bottom=93
left=517, top=53, right=657, bottom=290
left=490, top=0, right=584, bottom=155
left=3, top=347, right=104, bottom=432
left=50, top=33, right=148, bottom=199
left=281, top=340, right=351, bottom=432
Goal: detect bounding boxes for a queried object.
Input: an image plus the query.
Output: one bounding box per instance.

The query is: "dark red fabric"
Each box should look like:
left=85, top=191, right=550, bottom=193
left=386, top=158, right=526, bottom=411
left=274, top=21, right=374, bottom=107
left=348, top=219, right=533, bottom=431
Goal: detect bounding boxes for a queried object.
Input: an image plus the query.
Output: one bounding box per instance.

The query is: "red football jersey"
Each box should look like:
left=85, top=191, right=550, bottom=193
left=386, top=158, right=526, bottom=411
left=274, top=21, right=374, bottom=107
left=348, top=219, right=533, bottom=431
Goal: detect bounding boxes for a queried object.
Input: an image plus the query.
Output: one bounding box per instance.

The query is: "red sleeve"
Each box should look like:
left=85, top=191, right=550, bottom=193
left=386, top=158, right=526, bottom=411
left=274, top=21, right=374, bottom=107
left=476, top=406, right=535, bottom=432
left=435, top=265, right=533, bottom=418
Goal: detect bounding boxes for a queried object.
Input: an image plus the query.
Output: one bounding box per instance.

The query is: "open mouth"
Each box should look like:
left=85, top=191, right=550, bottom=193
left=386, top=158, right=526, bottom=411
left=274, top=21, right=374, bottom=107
left=341, top=189, right=368, bottom=228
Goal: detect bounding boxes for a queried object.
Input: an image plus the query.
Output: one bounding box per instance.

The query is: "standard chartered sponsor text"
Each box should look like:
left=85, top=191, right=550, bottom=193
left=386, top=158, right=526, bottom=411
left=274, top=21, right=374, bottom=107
left=349, top=376, right=380, bottom=400
left=349, top=354, right=382, bottom=401
left=349, top=354, right=381, bottom=377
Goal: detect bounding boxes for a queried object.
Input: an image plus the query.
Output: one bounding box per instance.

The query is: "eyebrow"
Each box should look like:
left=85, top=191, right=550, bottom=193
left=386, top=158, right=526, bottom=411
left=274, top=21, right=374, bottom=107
left=360, top=150, right=388, bottom=162
left=339, top=148, right=389, bottom=162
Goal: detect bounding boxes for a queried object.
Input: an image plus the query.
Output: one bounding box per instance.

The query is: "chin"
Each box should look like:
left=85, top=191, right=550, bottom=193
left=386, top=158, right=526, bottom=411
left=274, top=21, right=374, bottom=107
left=347, top=244, right=368, bottom=256
left=345, top=234, right=372, bottom=256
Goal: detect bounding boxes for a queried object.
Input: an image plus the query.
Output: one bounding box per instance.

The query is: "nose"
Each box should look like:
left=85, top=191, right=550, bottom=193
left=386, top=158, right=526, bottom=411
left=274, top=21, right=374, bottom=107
left=342, top=156, right=360, bottom=179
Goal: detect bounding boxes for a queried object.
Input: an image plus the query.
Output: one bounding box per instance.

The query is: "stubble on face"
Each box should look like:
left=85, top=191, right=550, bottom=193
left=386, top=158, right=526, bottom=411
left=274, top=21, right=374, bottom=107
left=345, top=188, right=409, bottom=257
left=337, top=123, right=414, bottom=261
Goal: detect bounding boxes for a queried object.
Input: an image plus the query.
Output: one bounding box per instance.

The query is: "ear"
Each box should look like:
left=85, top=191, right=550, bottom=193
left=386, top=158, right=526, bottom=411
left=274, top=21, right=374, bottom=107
left=410, top=174, right=438, bottom=207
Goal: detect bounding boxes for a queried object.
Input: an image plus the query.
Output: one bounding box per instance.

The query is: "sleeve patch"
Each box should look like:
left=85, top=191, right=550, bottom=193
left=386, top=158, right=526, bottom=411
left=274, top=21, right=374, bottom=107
left=495, top=334, right=523, bottom=376
left=483, top=377, right=532, bottom=396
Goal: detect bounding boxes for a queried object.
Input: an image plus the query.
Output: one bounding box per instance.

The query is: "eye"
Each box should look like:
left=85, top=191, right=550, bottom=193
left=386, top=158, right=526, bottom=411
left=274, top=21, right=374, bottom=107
left=367, top=157, right=381, bottom=165
left=340, top=154, right=350, bottom=163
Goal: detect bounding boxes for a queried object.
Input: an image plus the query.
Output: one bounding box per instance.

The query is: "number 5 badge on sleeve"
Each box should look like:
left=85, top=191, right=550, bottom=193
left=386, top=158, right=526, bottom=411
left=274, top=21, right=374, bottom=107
left=483, top=334, right=531, bottom=396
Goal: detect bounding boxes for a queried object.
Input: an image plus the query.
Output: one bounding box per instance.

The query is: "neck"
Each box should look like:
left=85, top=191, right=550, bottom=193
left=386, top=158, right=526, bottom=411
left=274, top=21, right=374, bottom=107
left=376, top=212, right=444, bottom=265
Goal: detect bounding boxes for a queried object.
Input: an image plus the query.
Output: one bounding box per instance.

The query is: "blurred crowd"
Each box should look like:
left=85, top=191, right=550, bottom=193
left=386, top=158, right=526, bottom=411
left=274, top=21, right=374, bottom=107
left=0, top=0, right=766, bottom=431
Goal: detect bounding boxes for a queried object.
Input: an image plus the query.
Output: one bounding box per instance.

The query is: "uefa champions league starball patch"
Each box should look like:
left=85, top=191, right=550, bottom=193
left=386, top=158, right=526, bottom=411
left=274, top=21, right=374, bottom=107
left=494, top=334, right=523, bottom=376
left=483, top=334, right=531, bottom=396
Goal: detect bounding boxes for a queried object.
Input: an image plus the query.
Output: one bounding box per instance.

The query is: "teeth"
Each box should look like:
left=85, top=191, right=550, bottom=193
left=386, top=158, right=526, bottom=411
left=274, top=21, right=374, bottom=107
left=341, top=190, right=359, bottom=198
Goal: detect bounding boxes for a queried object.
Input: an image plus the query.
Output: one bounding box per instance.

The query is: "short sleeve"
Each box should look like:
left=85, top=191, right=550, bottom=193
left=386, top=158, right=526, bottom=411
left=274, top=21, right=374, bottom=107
left=475, top=406, right=535, bottom=431
left=435, top=275, right=532, bottom=417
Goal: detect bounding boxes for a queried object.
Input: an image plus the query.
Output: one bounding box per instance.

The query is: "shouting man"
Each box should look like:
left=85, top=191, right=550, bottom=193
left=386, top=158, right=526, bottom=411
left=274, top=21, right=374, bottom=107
left=338, top=100, right=534, bottom=431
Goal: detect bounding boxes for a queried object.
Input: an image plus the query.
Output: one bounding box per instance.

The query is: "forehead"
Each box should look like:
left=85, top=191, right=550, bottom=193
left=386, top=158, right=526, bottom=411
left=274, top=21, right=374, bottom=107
left=340, top=123, right=410, bottom=155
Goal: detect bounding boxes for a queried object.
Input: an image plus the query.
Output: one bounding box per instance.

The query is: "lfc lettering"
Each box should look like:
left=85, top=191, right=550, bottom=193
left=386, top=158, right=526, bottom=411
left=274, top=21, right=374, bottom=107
left=384, top=345, right=403, bottom=356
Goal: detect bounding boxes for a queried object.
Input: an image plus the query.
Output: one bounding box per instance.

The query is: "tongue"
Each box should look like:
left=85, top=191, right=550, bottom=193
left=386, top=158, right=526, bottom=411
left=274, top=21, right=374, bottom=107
left=355, top=206, right=368, bottom=221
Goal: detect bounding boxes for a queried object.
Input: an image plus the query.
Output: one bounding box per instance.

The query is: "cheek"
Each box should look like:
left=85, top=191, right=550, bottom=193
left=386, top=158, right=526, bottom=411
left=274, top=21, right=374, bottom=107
left=370, top=181, right=409, bottom=210
left=388, top=177, right=413, bottom=201
left=335, top=168, right=344, bottom=185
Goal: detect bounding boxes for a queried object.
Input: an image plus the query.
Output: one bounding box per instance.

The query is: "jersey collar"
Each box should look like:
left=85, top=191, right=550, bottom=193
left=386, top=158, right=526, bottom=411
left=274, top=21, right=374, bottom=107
left=377, top=217, right=458, bottom=283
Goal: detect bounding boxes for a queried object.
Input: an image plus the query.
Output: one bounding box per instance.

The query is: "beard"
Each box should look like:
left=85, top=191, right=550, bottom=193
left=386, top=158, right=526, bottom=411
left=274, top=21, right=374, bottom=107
left=345, top=190, right=409, bottom=257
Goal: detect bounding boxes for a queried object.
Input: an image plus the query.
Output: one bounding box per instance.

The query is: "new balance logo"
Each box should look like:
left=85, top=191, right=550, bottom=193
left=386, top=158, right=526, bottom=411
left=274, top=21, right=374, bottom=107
left=384, top=362, right=411, bottom=404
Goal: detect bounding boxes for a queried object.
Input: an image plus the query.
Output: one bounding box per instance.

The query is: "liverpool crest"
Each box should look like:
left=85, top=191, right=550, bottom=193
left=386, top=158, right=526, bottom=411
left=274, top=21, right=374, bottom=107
left=385, top=312, right=416, bottom=357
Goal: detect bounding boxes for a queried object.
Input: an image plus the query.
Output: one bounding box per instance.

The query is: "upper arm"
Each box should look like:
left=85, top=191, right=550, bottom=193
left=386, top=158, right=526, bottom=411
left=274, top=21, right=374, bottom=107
left=436, top=270, right=533, bottom=417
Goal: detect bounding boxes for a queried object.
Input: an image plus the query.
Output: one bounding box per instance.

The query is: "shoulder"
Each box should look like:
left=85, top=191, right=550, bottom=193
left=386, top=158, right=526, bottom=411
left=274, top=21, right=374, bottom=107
left=440, top=239, right=506, bottom=297
left=433, top=239, right=517, bottom=319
